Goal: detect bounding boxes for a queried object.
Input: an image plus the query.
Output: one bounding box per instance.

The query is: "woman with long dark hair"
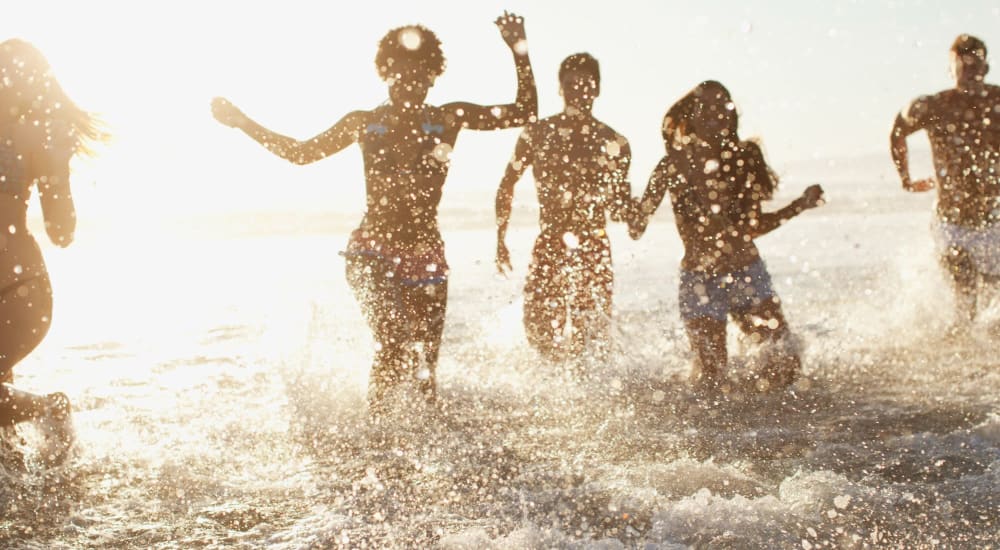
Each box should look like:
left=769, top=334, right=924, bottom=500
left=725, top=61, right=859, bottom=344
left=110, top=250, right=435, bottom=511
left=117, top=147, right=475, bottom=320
left=631, top=81, right=823, bottom=395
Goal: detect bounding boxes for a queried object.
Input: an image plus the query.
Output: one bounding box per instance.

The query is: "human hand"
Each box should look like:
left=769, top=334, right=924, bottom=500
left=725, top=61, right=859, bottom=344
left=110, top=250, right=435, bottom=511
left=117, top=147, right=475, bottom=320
left=495, top=11, right=527, bottom=53
left=496, top=240, right=513, bottom=275
left=628, top=198, right=649, bottom=240
left=211, top=97, right=247, bottom=128
left=800, top=184, right=825, bottom=209
left=905, top=178, right=935, bottom=192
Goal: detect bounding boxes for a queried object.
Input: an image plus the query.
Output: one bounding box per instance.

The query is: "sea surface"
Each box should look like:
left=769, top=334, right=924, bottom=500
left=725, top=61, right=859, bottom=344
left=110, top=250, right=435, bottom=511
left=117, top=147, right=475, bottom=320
left=1, top=178, right=998, bottom=548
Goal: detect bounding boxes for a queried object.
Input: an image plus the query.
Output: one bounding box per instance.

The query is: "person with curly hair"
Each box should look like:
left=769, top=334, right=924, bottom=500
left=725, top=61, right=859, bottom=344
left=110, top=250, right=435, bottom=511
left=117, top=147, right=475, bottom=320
left=212, top=13, right=537, bottom=414
left=0, top=39, right=101, bottom=461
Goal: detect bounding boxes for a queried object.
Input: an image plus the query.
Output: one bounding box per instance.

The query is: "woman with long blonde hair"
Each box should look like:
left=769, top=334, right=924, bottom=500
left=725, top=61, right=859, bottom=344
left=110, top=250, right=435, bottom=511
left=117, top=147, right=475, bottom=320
left=0, top=39, right=101, bottom=459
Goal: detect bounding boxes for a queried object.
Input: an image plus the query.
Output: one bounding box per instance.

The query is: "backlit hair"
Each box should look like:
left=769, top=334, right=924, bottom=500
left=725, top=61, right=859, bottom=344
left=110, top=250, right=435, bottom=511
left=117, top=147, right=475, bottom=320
left=0, top=38, right=103, bottom=156
left=661, top=80, right=737, bottom=146
left=661, top=80, right=778, bottom=199
left=558, top=52, right=600, bottom=87
left=952, top=34, right=987, bottom=61
left=375, top=25, right=446, bottom=82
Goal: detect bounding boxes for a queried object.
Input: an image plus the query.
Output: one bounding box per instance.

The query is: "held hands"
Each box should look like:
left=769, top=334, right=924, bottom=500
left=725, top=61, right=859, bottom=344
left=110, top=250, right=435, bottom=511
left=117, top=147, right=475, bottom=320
left=211, top=97, right=247, bottom=128
left=627, top=198, right=649, bottom=240
left=496, top=239, right=513, bottom=275
left=495, top=11, right=527, bottom=53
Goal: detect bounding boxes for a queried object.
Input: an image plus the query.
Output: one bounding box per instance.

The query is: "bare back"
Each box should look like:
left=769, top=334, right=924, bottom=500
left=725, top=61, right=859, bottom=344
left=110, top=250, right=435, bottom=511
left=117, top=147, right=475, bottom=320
left=523, top=112, right=631, bottom=235
left=645, top=141, right=772, bottom=273
left=902, top=84, right=1000, bottom=226
left=355, top=103, right=460, bottom=249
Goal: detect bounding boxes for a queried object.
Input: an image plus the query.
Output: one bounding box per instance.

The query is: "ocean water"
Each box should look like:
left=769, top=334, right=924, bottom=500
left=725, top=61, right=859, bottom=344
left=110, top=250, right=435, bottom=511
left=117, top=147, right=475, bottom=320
left=1, top=178, right=998, bottom=548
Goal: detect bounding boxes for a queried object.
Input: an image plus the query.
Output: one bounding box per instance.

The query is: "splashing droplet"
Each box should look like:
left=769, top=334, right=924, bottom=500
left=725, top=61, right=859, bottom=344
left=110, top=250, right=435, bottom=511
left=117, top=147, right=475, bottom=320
left=398, top=28, right=422, bottom=51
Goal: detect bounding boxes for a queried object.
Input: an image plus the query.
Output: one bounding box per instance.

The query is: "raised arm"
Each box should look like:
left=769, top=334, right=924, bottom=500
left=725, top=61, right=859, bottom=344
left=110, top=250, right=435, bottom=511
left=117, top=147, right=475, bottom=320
left=495, top=129, right=533, bottom=273
left=212, top=97, right=369, bottom=165
left=890, top=97, right=934, bottom=192
left=443, top=12, right=537, bottom=132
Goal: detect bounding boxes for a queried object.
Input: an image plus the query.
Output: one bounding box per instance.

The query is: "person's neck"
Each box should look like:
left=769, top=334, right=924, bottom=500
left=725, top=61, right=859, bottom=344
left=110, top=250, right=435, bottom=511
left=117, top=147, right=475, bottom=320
left=562, top=104, right=593, bottom=117
left=696, top=138, right=727, bottom=156
left=389, top=99, right=426, bottom=112
left=956, top=74, right=986, bottom=90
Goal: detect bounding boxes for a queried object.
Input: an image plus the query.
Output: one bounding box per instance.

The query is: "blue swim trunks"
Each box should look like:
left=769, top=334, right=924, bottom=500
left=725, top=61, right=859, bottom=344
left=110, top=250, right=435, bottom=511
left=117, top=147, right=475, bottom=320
left=679, top=259, right=777, bottom=322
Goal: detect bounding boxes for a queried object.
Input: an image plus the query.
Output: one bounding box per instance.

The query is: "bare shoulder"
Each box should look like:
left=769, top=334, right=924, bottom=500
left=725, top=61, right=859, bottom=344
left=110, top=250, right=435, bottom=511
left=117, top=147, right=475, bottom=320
left=590, top=119, right=630, bottom=154
left=653, top=152, right=683, bottom=179
left=903, top=91, right=947, bottom=118
left=739, top=139, right=766, bottom=161
left=983, top=83, right=1000, bottom=97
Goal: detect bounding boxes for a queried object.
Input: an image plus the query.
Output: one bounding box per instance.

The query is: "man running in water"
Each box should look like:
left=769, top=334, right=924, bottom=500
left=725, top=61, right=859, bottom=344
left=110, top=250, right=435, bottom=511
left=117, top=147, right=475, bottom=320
left=891, top=34, right=1000, bottom=327
left=495, top=53, right=636, bottom=365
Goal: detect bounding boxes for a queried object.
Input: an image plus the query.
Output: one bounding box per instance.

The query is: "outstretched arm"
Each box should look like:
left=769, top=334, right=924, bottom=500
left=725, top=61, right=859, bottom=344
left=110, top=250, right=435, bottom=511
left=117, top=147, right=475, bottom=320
left=212, top=98, right=368, bottom=165
left=444, top=12, right=537, bottom=131
left=890, top=99, right=934, bottom=192
left=495, top=130, right=533, bottom=273
left=749, top=184, right=824, bottom=237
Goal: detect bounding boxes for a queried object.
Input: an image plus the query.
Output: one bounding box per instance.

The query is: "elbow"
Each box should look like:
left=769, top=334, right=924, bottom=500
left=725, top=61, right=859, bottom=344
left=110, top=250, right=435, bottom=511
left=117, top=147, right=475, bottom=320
left=289, top=154, right=313, bottom=166
left=44, top=216, right=76, bottom=248
left=47, top=227, right=75, bottom=248
left=524, top=98, right=538, bottom=120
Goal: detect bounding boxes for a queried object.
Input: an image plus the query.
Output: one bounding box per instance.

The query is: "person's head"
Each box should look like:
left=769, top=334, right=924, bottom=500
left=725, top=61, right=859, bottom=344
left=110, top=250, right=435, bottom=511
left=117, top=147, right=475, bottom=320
left=375, top=25, right=445, bottom=106
left=558, top=53, right=600, bottom=112
left=0, top=38, right=101, bottom=155
left=950, top=34, right=988, bottom=86
left=661, top=80, right=738, bottom=149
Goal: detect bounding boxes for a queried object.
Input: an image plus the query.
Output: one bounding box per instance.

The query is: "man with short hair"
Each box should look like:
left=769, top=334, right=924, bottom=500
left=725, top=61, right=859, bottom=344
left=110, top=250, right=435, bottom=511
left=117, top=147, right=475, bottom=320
left=890, top=34, right=1000, bottom=325
left=495, top=53, right=636, bottom=365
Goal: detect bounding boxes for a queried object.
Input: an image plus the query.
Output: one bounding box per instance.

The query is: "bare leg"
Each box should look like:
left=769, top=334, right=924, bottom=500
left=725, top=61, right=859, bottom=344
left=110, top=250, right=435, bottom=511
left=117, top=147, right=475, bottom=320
left=735, top=298, right=801, bottom=391
left=346, top=256, right=449, bottom=413
left=941, top=246, right=978, bottom=325
left=0, top=384, right=70, bottom=426
left=683, top=317, right=727, bottom=391
left=523, top=241, right=569, bottom=362
left=345, top=256, right=411, bottom=412
left=0, top=277, right=57, bottom=427
left=568, top=240, right=614, bottom=365
left=405, top=282, right=448, bottom=403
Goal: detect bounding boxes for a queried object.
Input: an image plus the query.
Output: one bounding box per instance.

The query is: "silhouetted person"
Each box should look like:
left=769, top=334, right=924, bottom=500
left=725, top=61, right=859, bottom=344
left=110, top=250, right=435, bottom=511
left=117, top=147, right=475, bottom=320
left=890, top=34, right=1000, bottom=327
left=495, top=53, right=636, bottom=366
left=213, top=13, right=537, bottom=414
left=0, top=39, right=98, bottom=461
left=630, top=81, right=823, bottom=394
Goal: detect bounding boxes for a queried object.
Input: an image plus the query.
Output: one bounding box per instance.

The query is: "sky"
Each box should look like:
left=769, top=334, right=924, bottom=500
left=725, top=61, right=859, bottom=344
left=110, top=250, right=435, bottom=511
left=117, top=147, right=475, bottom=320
left=2, top=0, right=1000, bottom=220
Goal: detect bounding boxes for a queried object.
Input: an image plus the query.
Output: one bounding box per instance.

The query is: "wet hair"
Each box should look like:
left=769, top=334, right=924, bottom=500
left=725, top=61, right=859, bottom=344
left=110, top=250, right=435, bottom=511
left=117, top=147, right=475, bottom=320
left=662, top=80, right=778, bottom=198
left=661, top=80, right=737, bottom=145
left=0, top=38, right=103, bottom=156
left=558, top=53, right=600, bottom=87
left=952, top=34, right=987, bottom=61
left=375, top=25, right=446, bottom=82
